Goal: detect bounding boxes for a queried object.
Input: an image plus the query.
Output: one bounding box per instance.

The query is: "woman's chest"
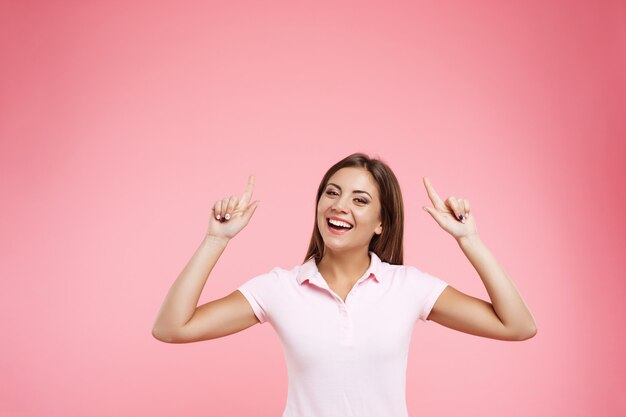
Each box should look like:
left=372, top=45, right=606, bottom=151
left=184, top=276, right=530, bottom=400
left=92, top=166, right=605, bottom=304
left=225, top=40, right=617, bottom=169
left=270, top=286, right=416, bottom=362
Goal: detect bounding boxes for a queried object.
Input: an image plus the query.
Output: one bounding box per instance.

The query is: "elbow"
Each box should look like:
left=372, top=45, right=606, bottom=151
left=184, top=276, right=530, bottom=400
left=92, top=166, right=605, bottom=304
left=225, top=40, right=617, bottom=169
left=152, top=327, right=167, bottom=342
left=516, top=324, right=537, bottom=341
left=152, top=326, right=178, bottom=343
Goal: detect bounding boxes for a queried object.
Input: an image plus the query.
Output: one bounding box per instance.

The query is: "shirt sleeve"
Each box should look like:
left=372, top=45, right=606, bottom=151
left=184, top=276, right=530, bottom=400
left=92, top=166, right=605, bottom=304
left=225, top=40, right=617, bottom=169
left=236, top=267, right=280, bottom=324
left=406, top=266, right=449, bottom=322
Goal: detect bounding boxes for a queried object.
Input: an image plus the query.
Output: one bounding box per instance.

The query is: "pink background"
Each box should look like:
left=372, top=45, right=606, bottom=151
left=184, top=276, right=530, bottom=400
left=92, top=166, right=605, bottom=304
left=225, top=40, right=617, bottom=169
left=1, top=1, right=625, bottom=416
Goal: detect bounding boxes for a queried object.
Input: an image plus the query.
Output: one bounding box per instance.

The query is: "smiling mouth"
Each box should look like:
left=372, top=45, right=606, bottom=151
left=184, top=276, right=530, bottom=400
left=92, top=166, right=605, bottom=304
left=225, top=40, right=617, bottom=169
left=326, top=218, right=353, bottom=231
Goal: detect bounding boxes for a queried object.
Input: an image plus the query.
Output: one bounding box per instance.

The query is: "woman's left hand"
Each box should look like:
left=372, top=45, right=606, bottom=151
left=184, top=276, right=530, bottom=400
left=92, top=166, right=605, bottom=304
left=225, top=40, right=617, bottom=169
left=421, top=176, right=478, bottom=241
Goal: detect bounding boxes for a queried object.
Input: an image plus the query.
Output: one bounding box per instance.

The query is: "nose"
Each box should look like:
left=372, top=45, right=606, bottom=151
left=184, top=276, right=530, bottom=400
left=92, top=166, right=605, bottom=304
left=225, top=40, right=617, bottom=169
left=331, top=195, right=349, bottom=212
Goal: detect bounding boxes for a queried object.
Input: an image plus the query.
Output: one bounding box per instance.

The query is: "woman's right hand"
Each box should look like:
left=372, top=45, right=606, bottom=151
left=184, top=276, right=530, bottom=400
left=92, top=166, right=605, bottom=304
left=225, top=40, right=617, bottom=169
left=206, top=175, right=260, bottom=241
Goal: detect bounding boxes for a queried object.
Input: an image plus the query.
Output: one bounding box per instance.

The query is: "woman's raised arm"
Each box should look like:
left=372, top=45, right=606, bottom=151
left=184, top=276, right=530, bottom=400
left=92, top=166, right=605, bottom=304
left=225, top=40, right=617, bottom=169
left=151, top=175, right=261, bottom=343
left=421, top=176, right=537, bottom=341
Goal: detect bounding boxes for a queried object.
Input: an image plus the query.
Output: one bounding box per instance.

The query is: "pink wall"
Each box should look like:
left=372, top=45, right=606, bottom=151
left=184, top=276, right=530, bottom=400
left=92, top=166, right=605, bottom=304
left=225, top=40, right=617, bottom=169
left=1, top=1, right=625, bottom=416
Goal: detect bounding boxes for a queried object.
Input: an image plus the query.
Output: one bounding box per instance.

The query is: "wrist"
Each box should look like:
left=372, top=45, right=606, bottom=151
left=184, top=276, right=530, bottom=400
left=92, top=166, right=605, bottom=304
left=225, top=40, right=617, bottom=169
left=457, top=233, right=481, bottom=247
left=204, top=234, right=231, bottom=245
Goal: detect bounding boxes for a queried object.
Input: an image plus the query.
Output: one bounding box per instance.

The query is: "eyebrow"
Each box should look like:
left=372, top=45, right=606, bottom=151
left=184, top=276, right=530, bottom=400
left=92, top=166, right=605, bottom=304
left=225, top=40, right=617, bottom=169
left=326, top=183, right=373, bottom=199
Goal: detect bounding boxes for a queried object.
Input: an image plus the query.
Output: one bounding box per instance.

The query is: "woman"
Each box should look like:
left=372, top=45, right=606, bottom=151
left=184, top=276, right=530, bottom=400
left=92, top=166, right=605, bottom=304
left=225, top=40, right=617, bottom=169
left=152, top=152, right=537, bottom=417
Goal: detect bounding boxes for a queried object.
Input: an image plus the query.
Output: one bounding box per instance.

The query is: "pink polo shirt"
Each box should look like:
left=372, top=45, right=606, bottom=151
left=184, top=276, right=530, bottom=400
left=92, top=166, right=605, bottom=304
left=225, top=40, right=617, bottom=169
left=236, top=251, right=449, bottom=417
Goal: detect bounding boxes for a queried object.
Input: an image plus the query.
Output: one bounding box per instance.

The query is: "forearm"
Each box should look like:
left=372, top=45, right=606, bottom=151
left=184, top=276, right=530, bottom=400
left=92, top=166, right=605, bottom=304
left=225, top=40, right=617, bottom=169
left=457, top=234, right=537, bottom=337
left=152, top=235, right=230, bottom=337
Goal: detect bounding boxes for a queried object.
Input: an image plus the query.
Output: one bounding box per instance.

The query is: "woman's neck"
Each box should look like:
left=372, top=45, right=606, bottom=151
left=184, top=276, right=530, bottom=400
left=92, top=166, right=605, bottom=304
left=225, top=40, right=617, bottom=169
left=317, top=248, right=371, bottom=285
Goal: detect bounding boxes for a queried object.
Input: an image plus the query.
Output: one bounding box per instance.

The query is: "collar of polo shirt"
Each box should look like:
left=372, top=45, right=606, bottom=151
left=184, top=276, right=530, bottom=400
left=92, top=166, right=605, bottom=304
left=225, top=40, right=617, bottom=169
left=296, top=251, right=382, bottom=285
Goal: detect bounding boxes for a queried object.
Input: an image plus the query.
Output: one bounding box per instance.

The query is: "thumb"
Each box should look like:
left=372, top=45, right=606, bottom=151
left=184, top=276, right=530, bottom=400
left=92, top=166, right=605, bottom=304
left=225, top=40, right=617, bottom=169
left=422, top=206, right=441, bottom=222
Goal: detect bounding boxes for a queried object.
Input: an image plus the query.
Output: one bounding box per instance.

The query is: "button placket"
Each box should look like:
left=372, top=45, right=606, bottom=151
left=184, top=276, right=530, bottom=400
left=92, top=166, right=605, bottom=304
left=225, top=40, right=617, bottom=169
left=340, top=315, right=355, bottom=345
left=339, top=302, right=353, bottom=343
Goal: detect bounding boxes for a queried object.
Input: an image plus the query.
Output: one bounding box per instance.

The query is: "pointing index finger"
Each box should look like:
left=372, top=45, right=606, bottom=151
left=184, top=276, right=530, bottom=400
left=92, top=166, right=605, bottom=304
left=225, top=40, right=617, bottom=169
left=240, top=174, right=255, bottom=206
left=423, top=176, right=444, bottom=209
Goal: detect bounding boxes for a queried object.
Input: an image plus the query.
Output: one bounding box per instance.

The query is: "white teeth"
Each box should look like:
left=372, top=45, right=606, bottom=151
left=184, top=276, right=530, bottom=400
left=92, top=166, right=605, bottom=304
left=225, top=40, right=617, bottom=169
left=328, top=219, right=352, bottom=229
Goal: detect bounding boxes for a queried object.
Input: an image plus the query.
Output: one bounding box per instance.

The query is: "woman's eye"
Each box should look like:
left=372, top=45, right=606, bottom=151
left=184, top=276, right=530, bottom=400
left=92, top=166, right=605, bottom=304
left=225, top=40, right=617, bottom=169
left=325, top=190, right=367, bottom=204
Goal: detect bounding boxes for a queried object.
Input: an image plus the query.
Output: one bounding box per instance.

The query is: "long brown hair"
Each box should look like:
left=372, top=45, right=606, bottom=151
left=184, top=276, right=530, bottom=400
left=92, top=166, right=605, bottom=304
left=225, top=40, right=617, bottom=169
left=303, top=152, right=404, bottom=266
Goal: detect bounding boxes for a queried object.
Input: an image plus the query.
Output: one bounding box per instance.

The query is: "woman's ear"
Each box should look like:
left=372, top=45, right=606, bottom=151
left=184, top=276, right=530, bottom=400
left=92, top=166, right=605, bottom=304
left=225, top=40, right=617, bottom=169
left=375, top=223, right=383, bottom=235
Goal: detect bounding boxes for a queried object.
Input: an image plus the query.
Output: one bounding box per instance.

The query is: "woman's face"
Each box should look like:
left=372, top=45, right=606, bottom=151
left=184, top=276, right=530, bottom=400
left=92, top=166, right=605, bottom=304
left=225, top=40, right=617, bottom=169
left=317, top=167, right=383, bottom=253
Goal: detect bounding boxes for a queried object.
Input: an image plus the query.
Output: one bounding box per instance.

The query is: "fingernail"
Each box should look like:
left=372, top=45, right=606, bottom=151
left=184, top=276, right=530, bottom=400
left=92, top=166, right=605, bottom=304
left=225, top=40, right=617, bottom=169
left=216, top=214, right=220, bottom=220
left=225, top=213, right=230, bottom=220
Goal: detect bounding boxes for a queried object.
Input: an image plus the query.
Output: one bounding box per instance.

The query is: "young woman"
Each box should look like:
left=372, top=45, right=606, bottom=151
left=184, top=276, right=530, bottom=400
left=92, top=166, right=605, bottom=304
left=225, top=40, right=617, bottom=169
left=152, top=153, right=537, bottom=417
